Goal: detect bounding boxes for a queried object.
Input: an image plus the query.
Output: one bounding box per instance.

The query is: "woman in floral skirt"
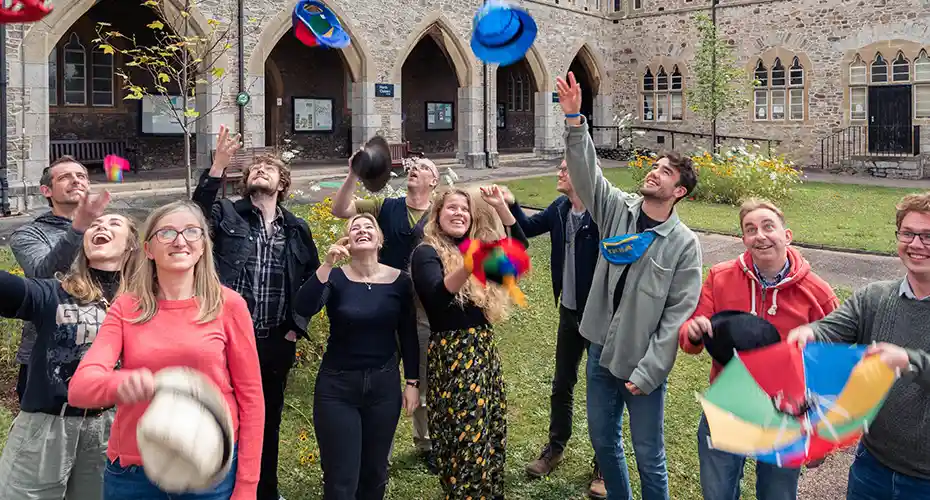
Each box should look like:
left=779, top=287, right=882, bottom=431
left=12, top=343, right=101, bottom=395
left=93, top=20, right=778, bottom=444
left=410, top=184, right=528, bottom=499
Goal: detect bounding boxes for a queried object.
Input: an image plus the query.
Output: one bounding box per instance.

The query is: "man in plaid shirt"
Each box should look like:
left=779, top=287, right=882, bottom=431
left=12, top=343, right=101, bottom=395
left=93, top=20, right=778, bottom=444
left=193, top=126, right=320, bottom=500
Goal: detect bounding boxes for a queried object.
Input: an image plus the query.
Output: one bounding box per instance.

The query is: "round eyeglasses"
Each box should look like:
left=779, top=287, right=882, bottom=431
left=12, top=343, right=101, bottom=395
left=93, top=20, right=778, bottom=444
left=152, top=227, right=205, bottom=244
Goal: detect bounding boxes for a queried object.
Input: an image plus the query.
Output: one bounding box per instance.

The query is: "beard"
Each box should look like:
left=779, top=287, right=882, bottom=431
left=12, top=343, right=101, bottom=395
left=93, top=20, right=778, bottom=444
left=246, top=181, right=277, bottom=199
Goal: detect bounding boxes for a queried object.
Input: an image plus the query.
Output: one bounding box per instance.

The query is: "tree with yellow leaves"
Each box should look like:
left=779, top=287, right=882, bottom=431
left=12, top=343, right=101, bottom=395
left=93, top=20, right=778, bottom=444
left=94, top=0, right=259, bottom=195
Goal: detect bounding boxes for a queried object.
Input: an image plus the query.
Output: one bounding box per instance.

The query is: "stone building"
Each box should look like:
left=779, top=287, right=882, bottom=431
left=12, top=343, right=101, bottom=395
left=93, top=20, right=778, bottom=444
left=3, top=0, right=930, bottom=207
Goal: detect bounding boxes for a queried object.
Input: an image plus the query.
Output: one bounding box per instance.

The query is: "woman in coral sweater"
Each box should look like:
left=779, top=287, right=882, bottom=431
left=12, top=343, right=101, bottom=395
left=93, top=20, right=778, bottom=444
left=69, top=200, right=264, bottom=500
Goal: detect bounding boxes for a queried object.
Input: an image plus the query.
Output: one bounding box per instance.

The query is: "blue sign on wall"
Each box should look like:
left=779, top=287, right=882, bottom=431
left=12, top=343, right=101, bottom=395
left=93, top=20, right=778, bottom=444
left=375, top=84, right=395, bottom=98
left=552, top=92, right=559, bottom=103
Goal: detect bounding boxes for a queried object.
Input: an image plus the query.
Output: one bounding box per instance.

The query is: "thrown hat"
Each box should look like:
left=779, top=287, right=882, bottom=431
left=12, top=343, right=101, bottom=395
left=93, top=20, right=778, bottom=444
left=292, top=0, right=351, bottom=49
left=470, top=2, right=537, bottom=67
left=705, top=310, right=782, bottom=366
left=292, top=7, right=321, bottom=47
left=351, top=135, right=393, bottom=192
left=136, top=367, right=235, bottom=493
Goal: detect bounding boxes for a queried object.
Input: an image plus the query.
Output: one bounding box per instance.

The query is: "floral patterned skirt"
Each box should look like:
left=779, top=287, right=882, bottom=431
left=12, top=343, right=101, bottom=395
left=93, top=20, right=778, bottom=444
left=427, top=324, right=507, bottom=499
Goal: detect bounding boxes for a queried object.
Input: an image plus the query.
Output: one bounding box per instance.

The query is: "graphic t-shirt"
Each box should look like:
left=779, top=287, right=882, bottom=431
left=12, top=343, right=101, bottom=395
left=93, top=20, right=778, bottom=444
left=4, top=270, right=118, bottom=412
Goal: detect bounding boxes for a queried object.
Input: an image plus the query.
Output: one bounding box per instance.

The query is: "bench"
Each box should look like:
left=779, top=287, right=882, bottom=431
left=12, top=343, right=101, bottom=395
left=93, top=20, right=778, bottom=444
left=50, top=139, right=139, bottom=173
left=388, top=141, right=423, bottom=170
left=209, top=146, right=277, bottom=198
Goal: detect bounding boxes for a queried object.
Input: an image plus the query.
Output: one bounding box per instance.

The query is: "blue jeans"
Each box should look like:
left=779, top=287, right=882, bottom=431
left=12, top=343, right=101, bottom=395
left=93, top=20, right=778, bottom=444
left=847, top=442, right=930, bottom=500
left=586, top=342, right=668, bottom=500
left=104, top=449, right=238, bottom=500
left=697, top=413, right=800, bottom=500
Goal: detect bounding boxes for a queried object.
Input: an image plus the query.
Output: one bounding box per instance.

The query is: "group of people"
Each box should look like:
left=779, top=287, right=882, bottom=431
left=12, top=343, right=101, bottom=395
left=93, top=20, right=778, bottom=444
left=0, top=69, right=923, bottom=500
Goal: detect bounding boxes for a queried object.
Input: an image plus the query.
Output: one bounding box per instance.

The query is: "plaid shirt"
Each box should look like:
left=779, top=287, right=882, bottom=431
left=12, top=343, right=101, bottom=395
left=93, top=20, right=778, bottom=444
left=232, top=206, right=288, bottom=335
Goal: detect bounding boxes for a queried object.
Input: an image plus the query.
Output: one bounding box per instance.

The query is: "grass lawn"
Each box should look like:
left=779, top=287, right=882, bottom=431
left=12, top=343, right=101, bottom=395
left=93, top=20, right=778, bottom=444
left=501, top=168, right=921, bottom=255
left=0, top=240, right=854, bottom=499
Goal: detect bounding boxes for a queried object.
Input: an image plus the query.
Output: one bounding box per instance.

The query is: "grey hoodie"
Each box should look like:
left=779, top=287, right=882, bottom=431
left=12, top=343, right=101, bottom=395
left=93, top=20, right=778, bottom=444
left=9, top=212, right=84, bottom=363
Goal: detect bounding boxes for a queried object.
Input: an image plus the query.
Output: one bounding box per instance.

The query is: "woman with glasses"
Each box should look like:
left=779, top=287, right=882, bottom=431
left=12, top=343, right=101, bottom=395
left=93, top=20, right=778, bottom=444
left=69, top=200, right=264, bottom=500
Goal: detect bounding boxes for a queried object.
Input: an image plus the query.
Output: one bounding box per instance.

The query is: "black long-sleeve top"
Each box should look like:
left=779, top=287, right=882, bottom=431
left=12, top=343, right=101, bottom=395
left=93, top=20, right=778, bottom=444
left=295, top=268, right=419, bottom=379
left=411, top=223, right=528, bottom=332
left=0, top=267, right=120, bottom=412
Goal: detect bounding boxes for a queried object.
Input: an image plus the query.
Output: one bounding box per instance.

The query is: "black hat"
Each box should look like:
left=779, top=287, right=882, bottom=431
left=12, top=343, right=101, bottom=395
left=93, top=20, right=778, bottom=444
left=351, top=135, right=392, bottom=192
left=705, top=310, right=781, bottom=366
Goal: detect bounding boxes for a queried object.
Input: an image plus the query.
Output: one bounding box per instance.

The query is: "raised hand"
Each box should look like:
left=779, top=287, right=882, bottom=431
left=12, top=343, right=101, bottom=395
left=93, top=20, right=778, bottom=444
left=210, top=125, right=241, bottom=175
left=72, top=190, right=112, bottom=233
left=555, top=71, right=583, bottom=118
left=323, top=237, right=351, bottom=266
left=479, top=184, right=507, bottom=209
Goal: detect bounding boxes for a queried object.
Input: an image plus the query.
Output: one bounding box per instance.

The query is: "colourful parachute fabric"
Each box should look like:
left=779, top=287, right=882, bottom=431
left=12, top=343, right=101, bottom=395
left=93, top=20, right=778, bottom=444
left=698, top=341, right=897, bottom=467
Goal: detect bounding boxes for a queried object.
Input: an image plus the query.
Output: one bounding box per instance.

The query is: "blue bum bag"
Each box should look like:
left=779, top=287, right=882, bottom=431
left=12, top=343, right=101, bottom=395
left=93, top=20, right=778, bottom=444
left=599, top=231, right=656, bottom=265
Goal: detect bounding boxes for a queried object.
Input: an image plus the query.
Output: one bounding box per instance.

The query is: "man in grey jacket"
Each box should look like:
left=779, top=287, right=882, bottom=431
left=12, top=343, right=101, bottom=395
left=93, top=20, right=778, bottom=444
left=9, top=156, right=109, bottom=401
left=788, top=191, right=930, bottom=499
left=556, top=73, right=703, bottom=500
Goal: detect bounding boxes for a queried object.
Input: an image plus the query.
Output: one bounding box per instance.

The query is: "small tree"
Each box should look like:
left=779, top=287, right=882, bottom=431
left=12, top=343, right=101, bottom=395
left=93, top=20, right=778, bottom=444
left=686, top=12, right=754, bottom=151
left=95, top=0, right=252, bottom=196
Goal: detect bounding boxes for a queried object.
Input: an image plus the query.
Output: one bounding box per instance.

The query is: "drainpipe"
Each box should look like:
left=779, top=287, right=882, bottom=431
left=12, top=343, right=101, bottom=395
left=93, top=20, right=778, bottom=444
left=0, top=23, right=10, bottom=216
left=237, top=0, right=245, bottom=138
left=481, top=0, right=490, bottom=168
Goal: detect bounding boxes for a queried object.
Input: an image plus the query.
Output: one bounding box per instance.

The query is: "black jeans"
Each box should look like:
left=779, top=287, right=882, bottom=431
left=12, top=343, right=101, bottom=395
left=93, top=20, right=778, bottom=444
left=256, top=332, right=297, bottom=500
left=549, top=305, right=590, bottom=453
left=313, top=356, right=402, bottom=500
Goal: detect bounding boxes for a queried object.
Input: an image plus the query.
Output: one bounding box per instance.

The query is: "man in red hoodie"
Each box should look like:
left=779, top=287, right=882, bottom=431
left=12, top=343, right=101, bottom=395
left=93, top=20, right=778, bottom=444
left=678, top=198, right=839, bottom=500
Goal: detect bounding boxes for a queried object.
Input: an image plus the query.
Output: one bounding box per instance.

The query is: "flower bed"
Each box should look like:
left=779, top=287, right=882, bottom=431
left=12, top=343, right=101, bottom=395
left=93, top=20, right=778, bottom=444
left=628, top=145, right=801, bottom=205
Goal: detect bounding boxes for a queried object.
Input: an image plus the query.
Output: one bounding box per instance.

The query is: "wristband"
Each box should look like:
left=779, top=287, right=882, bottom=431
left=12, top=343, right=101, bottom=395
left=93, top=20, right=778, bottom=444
left=565, top=113, right=581, bottom=118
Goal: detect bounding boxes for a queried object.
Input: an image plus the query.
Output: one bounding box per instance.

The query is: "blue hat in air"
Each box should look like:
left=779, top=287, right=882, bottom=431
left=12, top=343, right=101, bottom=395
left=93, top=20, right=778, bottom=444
left=470, top=2, right=537, bottom=67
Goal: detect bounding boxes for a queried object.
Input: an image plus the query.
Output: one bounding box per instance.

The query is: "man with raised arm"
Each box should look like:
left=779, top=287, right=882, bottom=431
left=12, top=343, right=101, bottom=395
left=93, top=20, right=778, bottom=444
left=193, top=126, right=320, bottom=500
left=556, top=72, right=703, bottom=500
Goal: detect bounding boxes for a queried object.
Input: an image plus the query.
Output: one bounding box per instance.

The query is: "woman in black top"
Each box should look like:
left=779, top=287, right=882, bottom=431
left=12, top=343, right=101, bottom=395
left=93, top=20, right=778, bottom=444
left=410, top=185, right=528, bottom=499
left=0, top=213, right=138, bottom=499
left=295, top=213, right=419, bottom=500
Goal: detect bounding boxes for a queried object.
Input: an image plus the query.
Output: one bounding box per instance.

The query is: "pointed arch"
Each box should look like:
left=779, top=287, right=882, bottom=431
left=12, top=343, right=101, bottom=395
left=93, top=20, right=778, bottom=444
left=22, top=0, right=216, bottom=63
left=566, top=42, right=606, bottom=95
left=247, top=2, right=371, bottom=82
left=523, top=45, right=551, bottom=93
left=390, top=11, right=477, bottom=88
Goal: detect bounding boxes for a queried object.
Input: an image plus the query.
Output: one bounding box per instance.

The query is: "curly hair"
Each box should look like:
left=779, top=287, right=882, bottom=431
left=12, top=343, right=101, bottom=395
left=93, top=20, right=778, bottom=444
left=418, top=186, right=513, bottom=324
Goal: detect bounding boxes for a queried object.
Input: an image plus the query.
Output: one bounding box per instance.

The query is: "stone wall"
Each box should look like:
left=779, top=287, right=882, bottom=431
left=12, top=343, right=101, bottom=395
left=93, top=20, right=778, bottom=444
left=15, top=0, right=930, bottom=203
left=609, top=0, right=930, bottom=168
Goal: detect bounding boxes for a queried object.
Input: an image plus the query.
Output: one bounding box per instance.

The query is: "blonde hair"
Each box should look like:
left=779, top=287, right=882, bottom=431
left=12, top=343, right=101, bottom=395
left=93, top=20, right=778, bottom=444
left=345, top=213, right=384, bottom=249
left=59, top=214, right=140, bottom=304
left=738, top=198, right=786, bottom=227
left=896, top=192, right=930, bottom=229
left=126, top=200, right=224, bottom=324
left=418, top=187, right=512, bottom=324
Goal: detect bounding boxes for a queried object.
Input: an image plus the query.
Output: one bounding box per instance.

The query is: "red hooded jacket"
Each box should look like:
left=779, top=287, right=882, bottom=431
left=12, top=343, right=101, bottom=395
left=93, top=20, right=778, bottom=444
left=678, top=246, right=840, bottom=382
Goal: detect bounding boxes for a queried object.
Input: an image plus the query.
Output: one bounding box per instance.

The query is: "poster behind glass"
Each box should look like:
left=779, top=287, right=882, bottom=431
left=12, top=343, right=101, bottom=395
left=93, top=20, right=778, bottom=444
left=426, top=101, right=454, bottom=131
left=294, top=97, right=334, bottom=132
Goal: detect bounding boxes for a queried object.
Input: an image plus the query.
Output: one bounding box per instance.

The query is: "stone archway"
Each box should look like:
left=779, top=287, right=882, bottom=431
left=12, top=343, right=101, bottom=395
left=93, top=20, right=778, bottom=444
left=391, top=12, right=485, bottom=166
left=492, top=45, right=555, bottom=156
left=17, top=0, right=221, bottom=187
left=566, top=42, right=611, bottom=147
left=246, top=2, right=373, bottom=150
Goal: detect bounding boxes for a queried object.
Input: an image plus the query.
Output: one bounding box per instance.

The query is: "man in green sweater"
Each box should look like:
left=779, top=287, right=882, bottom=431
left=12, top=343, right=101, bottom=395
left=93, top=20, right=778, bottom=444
left=789, top=192, right=930, bottom=499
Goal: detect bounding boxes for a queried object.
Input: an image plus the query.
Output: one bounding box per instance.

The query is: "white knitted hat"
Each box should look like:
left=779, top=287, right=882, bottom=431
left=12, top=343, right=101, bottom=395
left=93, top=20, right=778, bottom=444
left=136, top=366, right=235, bottom=493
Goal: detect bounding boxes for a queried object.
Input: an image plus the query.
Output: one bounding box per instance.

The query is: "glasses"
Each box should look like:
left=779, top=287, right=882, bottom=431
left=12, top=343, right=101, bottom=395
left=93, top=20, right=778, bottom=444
left=896, top=231, right=930, bottom=245
left=152, top=227, right=205, bottom=244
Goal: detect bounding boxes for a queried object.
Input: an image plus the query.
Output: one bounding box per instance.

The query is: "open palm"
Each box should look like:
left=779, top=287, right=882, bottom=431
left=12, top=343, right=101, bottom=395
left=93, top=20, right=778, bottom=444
left=555, top=71, right=582, bottom=116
